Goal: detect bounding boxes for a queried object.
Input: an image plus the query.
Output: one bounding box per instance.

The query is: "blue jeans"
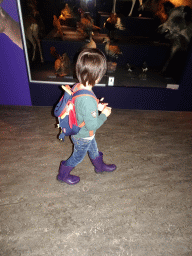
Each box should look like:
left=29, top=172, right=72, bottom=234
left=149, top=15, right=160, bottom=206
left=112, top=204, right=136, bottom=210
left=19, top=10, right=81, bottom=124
left=65, top=136, right=99, bottom=167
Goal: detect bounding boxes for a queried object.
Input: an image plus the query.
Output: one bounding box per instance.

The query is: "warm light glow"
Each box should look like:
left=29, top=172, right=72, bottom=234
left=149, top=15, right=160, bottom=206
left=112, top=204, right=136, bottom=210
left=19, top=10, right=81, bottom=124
left=171, top=0, right=192, bottom=6
left=156, top=0, right=192, bottom=22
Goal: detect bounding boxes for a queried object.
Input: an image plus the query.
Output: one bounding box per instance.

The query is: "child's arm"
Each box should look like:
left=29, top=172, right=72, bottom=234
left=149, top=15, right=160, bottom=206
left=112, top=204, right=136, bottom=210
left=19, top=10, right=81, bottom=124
left=81, top=97, right=108, bottom=131
left=102, top=107, right=112, bottom=117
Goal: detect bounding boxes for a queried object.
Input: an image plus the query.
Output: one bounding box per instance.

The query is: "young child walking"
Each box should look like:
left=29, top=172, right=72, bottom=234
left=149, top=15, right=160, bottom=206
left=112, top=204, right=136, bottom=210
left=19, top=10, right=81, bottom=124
left=57, top=48, right=116, bottom=185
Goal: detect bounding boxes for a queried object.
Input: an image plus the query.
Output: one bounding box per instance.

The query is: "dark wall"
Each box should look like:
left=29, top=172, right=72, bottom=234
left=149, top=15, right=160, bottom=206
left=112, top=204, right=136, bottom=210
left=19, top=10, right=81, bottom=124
left=29, top=81, right=192, bottom=112
left=0, top=0, right=32, bottom=106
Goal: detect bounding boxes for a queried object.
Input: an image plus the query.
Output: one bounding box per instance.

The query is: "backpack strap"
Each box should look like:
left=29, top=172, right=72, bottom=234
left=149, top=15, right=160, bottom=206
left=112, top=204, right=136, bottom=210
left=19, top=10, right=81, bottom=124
left=72, top=89, right=98, bottom=102
left=72, top=84, right=98, bottom=103
left=72, top=83, right=81, bottom=93
left=72, top=88, right=98, bottom=130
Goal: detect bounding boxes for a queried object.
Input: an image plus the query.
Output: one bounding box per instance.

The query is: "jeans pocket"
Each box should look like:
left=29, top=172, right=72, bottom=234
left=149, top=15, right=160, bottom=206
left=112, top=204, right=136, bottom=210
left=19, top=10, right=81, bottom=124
left=72, top=136, right=90, bottom=147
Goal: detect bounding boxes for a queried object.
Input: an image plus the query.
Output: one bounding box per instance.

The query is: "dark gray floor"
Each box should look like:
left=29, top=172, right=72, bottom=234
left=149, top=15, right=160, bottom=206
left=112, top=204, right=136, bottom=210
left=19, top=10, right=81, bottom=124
left=0, top=105, right=192, bottom=256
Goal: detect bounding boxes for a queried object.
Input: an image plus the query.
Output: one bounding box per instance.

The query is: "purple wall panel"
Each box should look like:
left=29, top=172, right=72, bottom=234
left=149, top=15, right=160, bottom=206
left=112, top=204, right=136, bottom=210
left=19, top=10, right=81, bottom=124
left=1, top=0, right=19, bottom=22
left=0, top=0, right=32, bottom=106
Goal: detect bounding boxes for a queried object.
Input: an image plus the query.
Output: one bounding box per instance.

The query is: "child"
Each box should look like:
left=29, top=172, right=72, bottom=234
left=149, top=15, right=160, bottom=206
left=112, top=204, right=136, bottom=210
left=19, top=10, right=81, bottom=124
left=57, top=48, right=116, bottom=185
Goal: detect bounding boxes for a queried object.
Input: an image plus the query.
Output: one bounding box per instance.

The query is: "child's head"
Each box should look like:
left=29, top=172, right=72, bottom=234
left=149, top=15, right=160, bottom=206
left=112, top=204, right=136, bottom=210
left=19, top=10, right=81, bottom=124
left=76, top=48, right=107, bottom=87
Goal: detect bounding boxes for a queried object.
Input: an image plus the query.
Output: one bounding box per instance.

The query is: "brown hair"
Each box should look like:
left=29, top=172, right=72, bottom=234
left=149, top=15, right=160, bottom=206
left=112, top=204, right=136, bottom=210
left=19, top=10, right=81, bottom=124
left=76, top=48, right=107, bottom=87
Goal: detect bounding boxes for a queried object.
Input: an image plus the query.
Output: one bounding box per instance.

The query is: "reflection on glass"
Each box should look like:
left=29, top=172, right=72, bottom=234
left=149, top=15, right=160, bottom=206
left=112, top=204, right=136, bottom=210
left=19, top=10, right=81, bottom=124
left=16, top=0, right=189, bottom=87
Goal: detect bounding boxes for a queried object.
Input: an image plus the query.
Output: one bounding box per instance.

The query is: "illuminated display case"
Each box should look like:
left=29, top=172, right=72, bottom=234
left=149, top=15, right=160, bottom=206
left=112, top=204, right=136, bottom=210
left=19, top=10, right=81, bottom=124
left=16, top=0, right=182, bottom=88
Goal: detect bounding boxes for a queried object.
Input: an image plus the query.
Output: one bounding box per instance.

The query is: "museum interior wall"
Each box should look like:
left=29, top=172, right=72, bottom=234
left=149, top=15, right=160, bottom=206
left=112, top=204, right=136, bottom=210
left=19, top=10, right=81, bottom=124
left=0, top=0, right=32, bottom=106
left=0, top=0, right=192, bottom=111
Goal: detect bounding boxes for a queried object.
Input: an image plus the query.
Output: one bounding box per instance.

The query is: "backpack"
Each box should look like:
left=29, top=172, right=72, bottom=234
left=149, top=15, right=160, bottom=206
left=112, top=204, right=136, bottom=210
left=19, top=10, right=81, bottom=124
left=54, top=83, right=98, bottom=142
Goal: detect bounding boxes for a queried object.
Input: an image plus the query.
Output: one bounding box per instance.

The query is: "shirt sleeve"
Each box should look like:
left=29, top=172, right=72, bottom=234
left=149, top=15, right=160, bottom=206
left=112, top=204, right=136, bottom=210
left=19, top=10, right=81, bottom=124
left=81, top=97, right=107, bottom=131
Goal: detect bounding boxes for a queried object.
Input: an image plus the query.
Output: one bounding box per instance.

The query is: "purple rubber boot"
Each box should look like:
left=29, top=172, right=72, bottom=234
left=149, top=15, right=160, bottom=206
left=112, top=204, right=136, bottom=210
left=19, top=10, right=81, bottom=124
left=90, top=152, right=116, bottom=173
left=57, top=161, right=80, bottom=185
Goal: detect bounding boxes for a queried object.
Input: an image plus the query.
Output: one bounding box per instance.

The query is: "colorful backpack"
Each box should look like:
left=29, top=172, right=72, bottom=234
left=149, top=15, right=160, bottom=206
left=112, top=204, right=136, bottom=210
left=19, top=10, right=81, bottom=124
left=54, top=83, right=97, bottom=142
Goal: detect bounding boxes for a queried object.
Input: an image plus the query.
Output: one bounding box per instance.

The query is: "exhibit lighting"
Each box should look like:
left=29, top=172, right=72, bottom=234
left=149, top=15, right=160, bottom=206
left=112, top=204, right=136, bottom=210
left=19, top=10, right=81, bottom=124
left=172, top=0, right=189, bottom=5
left=166, top=0, right=192, bottom=7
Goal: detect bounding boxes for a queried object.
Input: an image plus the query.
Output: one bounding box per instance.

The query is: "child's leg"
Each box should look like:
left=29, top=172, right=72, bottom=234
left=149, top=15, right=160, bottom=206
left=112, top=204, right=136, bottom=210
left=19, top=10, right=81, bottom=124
left=87, top=137, right=99, bottom=160
left=57, top=136, right=93, bottom=185
left=88, top=138, right=116, bottom=173
left=65, top=136, right=93, bottom=167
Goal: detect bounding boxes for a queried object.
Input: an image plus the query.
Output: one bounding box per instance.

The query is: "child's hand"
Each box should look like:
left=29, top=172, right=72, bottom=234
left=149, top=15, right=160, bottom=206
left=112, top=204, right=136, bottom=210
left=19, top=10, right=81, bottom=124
left=98, top=98, right=109, bottom=111
left=98, top=103, right=108, bottom=111
left=102, top=106, right=112, bottom=117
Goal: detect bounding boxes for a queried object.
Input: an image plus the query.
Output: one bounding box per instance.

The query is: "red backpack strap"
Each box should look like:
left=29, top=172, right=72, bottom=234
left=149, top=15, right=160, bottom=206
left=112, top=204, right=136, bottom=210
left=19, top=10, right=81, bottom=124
left=79, top=121, right=85, bottom=128
left=72, top=88, right=98, bottom=130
